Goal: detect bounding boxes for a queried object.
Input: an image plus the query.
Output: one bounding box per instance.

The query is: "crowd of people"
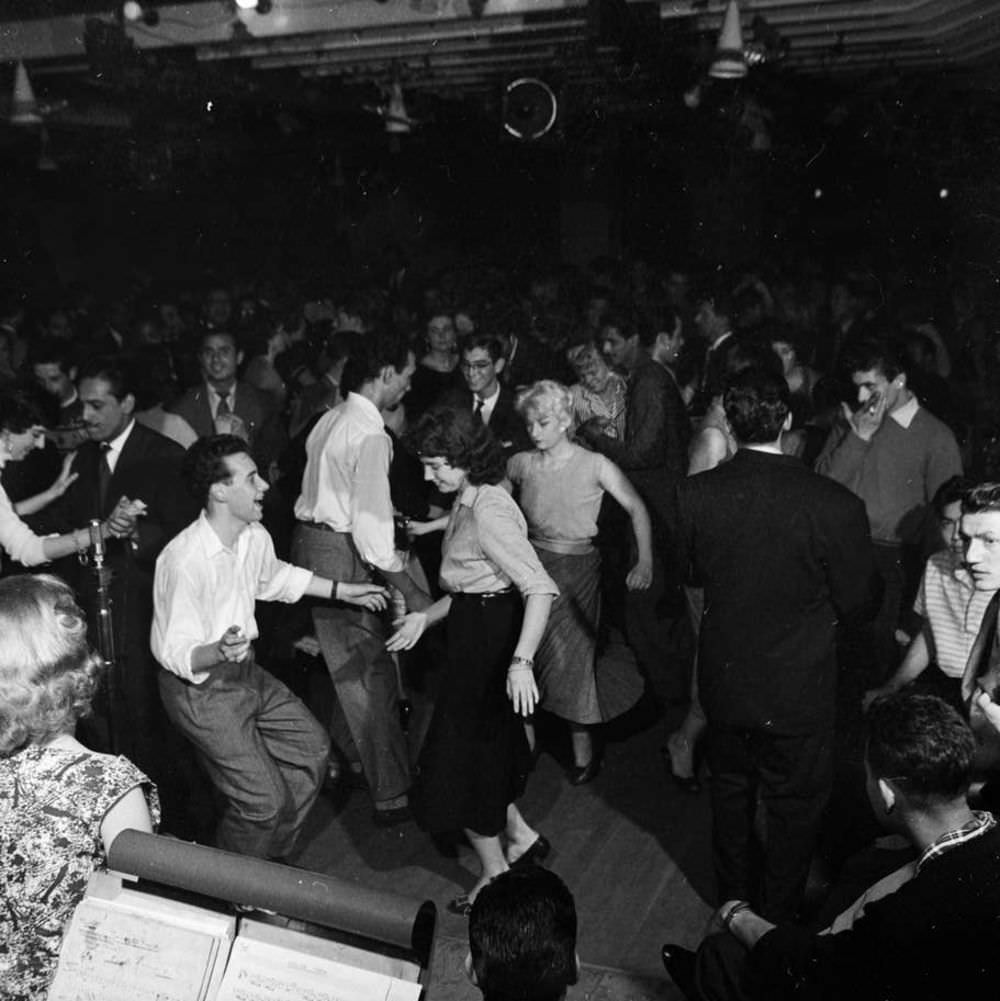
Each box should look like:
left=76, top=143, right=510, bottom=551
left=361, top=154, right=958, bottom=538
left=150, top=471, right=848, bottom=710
left=2, top=254, right=1000, bottom=998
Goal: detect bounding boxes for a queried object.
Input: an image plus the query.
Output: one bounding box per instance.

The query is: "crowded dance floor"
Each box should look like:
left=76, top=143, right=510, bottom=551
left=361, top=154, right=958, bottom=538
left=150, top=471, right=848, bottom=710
left=2, top=1, right=1000, bottom=999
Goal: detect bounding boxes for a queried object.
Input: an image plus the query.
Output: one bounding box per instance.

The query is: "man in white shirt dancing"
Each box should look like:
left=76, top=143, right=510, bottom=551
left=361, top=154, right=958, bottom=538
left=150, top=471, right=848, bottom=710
left=293, top=329, right=428, bottom=825
left=152, top=434, right=387, bottom=859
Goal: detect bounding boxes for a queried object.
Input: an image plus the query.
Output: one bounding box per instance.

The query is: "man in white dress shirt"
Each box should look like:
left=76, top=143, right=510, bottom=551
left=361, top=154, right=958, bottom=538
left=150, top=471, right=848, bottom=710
left=293, top=329, right=428, bottom=825
left=152, top=434, right=388, bottom=859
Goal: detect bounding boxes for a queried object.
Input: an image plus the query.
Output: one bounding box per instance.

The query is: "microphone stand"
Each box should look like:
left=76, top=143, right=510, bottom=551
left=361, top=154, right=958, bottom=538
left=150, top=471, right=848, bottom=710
left=83, top=519, right=120, bottom=754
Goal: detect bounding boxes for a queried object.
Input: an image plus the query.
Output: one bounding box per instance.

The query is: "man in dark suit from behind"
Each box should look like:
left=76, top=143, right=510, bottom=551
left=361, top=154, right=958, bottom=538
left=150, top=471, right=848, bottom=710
left=56, top=356, right=200, bottom=825
left=168, top=328, right=285, bottom=475
left=675, top=368, right=874, bottom=922
left=441, top=332, right=531, bottom=459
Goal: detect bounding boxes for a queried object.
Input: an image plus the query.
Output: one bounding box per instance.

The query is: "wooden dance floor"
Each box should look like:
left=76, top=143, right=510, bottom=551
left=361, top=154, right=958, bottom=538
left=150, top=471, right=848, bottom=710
left=293, top=697, right=711, bottom=1001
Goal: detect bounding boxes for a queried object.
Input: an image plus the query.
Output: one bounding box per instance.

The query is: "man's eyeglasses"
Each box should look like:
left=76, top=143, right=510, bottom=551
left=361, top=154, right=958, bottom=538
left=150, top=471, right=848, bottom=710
left=461, top=361, right=494, bottom=372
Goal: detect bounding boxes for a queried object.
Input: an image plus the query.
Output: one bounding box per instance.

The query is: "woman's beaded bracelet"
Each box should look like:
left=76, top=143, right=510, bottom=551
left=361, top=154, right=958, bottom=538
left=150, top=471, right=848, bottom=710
left=508, top=655, right=534, bottom=672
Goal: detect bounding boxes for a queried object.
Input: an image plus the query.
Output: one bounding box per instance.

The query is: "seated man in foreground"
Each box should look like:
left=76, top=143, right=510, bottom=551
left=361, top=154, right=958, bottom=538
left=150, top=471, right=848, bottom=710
left=663, top=691, right=1000, bottom=999
left=468, top=865, right=578, bottom=1001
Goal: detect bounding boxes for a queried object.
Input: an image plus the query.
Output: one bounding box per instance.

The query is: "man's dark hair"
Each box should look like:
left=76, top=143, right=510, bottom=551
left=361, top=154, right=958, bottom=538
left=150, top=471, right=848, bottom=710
left=469, top=866, right=577, bottom=1001
left=0, top=391, right=47, bottom=434
left=77, top=355, right=132, bottom=401
left=407, top=406, right=506, bottom=486
left=723, top=367, right=790, bottom=444
left=695, top=274, right=735, bottom=320
left=339, top=327, right=411, bottom=395
left=183, top=434, right=249, bottom=506
left=599, top=305, right=639, bottom=344
left=840, top=336, right=902, bottom=381
left=962, top=482, right=1000, bottom=516
left=636, top=299, right=679, bottom=349
left=932, top=475, right=970, bottom=517
left=866, top=692, right=975, bottom=804
left=705, top=336, right=784, bottom=400
left=197, top=327, right=241, bottom=352
left=28, top=337, right=76, bottom=374
left=460, top=331, right=505, bottom=364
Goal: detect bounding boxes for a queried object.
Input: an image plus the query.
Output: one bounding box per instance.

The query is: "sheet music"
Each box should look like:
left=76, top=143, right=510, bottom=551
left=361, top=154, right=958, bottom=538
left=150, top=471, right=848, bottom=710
left=216, top=936, right=422, bottom=1001
left=48, top=897, right=224, bottom=1001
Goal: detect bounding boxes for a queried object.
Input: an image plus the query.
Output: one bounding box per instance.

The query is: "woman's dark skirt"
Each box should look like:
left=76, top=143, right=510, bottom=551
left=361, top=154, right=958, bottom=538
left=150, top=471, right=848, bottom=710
left=416, top=590, right=532, bottom=837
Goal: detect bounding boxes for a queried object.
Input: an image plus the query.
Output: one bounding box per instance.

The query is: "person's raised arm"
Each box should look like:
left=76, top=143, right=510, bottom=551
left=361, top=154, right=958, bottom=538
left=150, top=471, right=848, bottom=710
left=14, top=452, right=78, bottom=517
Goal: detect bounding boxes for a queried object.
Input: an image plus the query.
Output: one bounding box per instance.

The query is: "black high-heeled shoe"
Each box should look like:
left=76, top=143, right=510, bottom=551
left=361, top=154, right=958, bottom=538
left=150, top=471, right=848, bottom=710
left=510, top=834, right=552, bottom=868
left=661, top=944, right=698, bottom=1000
left=568, top=755, right=602, bottom=785
left=660, top=745, right=702, bottom=794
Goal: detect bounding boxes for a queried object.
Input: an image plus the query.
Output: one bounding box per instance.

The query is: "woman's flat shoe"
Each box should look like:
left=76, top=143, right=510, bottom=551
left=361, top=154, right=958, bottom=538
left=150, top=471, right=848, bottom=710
left=569, top=755, right=602, bottom=786
left=660, top=745, right=702, bottom=794
left=447, top=894, right=473, bottom=916
left=511, top=834, right=551, bottom=868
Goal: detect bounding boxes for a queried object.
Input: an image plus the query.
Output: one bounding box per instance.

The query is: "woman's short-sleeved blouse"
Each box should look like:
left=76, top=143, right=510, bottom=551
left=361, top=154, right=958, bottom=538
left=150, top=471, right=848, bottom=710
left=0, top=746, right=160, bottom=1000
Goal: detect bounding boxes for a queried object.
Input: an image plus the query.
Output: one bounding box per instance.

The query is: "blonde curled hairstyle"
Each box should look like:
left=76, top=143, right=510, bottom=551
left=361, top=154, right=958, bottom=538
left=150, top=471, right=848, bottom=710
left=515, top=380, right=575, bottom=429
left=0, top=574, right=103, bottom=756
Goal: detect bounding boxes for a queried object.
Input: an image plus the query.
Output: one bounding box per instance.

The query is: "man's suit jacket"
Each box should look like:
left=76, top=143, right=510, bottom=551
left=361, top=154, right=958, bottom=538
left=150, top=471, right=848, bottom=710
left=440, top=386, right=531, bottom=458
left=583, top=354, right=689, bottom=533
left=675, top=448, right=874, bottom=733
left=58, top=422, right=195, bottom=574
left=167, top=380, right=284, bottom=469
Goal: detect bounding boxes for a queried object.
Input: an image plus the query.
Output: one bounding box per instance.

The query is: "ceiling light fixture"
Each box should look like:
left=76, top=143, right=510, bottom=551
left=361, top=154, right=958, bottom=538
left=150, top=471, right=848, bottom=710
left=708, top=0, right=747, bottom=80
left=122, top=1, right=160, bottom=26
left=10, top=61, right=42, bottom=125
left=234, top=0, right=272, bottom=12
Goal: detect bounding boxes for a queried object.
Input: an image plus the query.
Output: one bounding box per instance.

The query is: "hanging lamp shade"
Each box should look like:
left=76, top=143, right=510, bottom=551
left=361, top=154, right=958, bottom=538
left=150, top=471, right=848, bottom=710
left=384, top=82, right=412, bottom=134
left=709, top=0, right=747, bottom=80
left=11, top=61, right=43, bottom=126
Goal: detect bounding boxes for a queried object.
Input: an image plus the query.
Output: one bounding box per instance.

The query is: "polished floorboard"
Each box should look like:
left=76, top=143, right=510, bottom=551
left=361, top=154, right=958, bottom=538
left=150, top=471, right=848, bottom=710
left=292, top=697, right=714, bottom=1001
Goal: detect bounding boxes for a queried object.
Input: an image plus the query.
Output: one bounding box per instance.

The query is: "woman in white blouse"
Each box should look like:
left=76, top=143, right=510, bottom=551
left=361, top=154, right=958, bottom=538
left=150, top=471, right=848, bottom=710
left=0, top=394, right=122, bottom=567
left=388, top=406, right=557, bottom=915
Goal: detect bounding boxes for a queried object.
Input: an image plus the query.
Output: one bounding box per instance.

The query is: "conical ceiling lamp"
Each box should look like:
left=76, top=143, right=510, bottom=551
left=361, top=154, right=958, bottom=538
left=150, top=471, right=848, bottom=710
left=384, top=81, right=412, bottom=135
left=10, top=61, right=43, bottom=126
left=709, top=0, right=747, bottom=80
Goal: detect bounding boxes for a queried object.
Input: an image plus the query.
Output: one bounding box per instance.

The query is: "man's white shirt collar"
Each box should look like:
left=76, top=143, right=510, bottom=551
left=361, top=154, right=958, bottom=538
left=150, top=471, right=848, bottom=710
left=345, top=391, right=386, bottom=430
left=104, top=419, right=135, bottom=473
left=889, top=396, right=919, bottom=429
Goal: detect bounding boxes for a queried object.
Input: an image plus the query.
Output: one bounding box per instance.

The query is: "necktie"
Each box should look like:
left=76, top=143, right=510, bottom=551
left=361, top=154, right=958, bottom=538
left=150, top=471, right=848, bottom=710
left=97, top=442, right=113, bottom=514
left=216, top=393, right=232, bottom=419
left=474, top=397, right=485, bottom=424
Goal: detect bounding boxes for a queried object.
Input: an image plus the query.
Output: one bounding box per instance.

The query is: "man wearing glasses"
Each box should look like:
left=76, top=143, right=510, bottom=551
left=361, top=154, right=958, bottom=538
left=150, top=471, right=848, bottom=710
left=446, top=333, right=531, bottom=459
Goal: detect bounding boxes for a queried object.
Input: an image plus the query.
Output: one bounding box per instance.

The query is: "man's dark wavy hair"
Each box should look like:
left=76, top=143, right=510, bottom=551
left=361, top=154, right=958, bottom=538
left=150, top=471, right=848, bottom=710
left=183, top=433, right=249, bottom=506
left=962, top=481, right=1000, bottom=516
left=470, top=865, right=577, bottom=1001
left=339, top=326, right=411, bottom=395
left=407, top=406, right=505, bottom=486
left=866, top=692, right=975, bottom=804
left=723, top=366, right=790, bottom=444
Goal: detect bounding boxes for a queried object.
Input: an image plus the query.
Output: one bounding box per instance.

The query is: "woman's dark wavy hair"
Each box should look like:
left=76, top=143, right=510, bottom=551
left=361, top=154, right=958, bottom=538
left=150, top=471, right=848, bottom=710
left=0, top=574, right=103, bottom=756
left=407, top=406, right=506, bottom=486
left=0, top=391, right=47, bottom=434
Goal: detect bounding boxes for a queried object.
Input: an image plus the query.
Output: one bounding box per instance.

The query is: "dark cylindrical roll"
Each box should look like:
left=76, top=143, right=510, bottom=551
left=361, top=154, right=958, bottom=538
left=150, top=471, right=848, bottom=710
left=108, top=831, right=436, bottom=963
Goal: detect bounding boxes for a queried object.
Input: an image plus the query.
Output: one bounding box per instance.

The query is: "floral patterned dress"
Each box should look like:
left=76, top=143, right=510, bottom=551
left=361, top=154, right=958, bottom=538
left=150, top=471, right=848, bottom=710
left=0, top=745, right=160, bottom=1001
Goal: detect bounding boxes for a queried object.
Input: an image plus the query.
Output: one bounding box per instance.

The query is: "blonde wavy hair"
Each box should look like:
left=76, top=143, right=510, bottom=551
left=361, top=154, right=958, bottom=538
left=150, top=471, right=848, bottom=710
left=515, top=380, right=575, bottom=429
left=0, top=574, right=103, bottom=756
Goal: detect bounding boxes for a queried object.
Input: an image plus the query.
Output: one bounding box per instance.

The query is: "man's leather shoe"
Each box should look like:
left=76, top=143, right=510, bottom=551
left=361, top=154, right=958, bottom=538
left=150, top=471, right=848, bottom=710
left=661, top=943, right=698, bottom=1000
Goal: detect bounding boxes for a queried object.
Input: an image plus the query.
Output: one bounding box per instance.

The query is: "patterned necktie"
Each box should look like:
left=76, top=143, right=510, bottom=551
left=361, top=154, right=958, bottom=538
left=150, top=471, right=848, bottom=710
left=216, top=393, right=232, bottom=419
